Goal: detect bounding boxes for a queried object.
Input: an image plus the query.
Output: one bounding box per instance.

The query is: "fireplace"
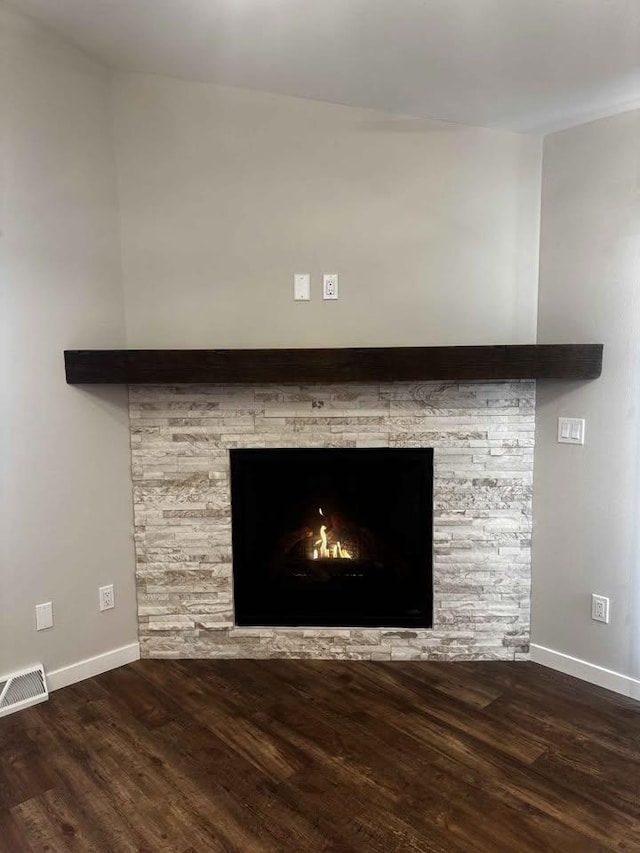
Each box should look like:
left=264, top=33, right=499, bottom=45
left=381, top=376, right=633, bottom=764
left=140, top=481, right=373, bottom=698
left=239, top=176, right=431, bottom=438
left=131, top=380, right=533, bottom=661
left=230, top=447, right=433, bottom=628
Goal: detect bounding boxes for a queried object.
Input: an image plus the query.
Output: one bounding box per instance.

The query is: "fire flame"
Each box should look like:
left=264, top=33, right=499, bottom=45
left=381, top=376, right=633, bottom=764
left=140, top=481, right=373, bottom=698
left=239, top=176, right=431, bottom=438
left=312, top=508, right=352, bottom=560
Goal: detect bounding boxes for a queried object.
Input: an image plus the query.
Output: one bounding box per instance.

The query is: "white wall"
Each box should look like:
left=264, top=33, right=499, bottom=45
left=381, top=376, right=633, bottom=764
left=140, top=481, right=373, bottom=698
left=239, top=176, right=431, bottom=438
left=532, top=110, right=640, bottom=694
left=0, top=6, right=137, bottom=677
left=0, top=17, right=543, bottom=689
left=11, top=11, right=638, bottom=697
left=112, top=74, right=542, bottom=348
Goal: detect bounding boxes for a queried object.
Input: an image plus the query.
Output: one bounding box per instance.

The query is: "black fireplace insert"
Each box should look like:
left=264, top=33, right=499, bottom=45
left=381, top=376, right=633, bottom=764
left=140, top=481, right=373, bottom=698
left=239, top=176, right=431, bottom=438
left=229, top=447, right=433, bottom=628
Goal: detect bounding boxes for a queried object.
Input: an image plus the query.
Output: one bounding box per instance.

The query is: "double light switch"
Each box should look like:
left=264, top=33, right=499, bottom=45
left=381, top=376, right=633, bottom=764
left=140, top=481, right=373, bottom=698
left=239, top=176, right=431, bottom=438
left=557, top=417, right=585, bottom=445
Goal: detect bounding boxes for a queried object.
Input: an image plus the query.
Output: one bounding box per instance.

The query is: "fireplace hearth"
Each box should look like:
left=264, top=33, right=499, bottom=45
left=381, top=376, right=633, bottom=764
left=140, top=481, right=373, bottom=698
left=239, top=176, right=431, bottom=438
left=230, top=448, right=433, bottom=628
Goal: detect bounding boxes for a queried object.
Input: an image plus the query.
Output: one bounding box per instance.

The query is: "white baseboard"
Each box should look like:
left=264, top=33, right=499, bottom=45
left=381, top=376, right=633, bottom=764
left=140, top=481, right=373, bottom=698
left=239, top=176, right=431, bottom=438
left=530, top=643, right=640, bottom=701
left=42, top=641, right=640, bottom=700
left=46, top=642, right=140, bottom=692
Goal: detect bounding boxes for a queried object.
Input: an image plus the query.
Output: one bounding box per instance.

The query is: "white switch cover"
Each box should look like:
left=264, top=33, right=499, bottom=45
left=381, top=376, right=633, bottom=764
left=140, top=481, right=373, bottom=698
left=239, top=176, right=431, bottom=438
left=323, top=273, right=338, bottom=300
left=558, top=417, right=585, bottom=445
left=293, top=274, right=310, bottom=301
left=35, top=601, right=53, bottom=631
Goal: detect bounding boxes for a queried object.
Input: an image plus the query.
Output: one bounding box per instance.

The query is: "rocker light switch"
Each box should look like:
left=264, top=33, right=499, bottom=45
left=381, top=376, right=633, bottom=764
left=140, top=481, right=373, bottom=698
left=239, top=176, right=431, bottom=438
left=558, top=417, right=585, bottom=445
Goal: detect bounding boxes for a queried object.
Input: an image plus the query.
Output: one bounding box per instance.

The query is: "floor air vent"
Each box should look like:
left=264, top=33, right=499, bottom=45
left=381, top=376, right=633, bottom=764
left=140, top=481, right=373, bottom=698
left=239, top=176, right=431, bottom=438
left=0, top=665, right=48, bottom=717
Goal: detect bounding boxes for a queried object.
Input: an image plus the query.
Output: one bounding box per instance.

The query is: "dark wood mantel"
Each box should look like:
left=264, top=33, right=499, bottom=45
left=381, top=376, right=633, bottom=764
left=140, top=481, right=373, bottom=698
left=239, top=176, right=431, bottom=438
left=64, top=344, right=603, bottom=384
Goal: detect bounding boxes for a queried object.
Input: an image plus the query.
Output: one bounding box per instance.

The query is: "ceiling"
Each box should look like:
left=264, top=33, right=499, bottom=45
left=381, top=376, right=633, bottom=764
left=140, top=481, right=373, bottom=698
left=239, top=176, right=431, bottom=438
left=8, top=0, right=640, bottom=133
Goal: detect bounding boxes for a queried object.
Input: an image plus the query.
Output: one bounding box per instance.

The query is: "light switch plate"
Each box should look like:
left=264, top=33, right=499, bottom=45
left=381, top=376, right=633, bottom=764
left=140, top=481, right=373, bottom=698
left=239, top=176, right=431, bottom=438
left=294, top=274, right=310, bottom=301
left=558, top=417, right=585, bottom=445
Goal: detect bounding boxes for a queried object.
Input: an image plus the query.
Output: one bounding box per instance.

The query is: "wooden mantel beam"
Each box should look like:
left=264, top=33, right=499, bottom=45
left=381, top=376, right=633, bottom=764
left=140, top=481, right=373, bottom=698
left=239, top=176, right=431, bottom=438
left=64, top=345, right=603, bottom=385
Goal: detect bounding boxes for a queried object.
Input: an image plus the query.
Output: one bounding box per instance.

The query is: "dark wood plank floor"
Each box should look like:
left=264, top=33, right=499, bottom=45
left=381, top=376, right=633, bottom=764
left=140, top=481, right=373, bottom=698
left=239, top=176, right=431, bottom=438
left=0, top=660, right=638, bottom=852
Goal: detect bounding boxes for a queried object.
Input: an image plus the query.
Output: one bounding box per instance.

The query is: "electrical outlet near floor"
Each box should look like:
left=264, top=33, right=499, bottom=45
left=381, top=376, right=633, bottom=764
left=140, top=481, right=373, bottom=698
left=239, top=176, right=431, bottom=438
left=323, top=273, right=338, bottom=300
left=591, top=593, right=610, bottom=624
left=99, top=584, right=115, bottom=612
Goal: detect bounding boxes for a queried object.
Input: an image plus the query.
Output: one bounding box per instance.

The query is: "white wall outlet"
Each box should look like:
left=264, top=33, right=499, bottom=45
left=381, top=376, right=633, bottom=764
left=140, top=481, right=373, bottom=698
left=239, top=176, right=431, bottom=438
left=99, top=584, right=115, bottom=612
left=591, top=593, right=610, bottom=623
left=323, top=273, right=338, bottom=300
left=558, top=417, right=585, bottom=444
left=35, top=601, right=53, bottom=631
left=293, top=273, right=310, bottom=301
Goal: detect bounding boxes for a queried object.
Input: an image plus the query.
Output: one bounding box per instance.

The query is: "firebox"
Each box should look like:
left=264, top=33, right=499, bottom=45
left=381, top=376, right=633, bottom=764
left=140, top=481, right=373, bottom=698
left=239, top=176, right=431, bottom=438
left=229, top=447, right=433, bottom=628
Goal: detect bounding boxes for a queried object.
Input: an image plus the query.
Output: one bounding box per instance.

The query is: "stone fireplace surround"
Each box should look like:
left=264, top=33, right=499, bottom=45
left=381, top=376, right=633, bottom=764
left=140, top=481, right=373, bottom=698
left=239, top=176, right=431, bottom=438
left=130, top=380, right=534, bottom=661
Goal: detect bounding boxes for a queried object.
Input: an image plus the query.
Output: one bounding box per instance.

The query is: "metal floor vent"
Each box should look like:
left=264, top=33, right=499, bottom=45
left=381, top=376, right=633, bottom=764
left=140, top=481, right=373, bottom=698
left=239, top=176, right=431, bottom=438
left=0, top=665, right=48, bottom=718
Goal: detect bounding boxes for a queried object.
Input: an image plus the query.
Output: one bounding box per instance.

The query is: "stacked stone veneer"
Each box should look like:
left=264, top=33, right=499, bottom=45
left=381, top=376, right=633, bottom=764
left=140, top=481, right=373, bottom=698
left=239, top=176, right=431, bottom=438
left=130, top=380, right=534, bottom=661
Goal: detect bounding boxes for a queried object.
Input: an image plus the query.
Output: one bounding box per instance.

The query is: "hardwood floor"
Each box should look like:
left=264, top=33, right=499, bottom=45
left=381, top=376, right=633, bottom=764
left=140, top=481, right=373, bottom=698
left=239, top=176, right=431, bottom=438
left=0, top=660, right=638, bottom=852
